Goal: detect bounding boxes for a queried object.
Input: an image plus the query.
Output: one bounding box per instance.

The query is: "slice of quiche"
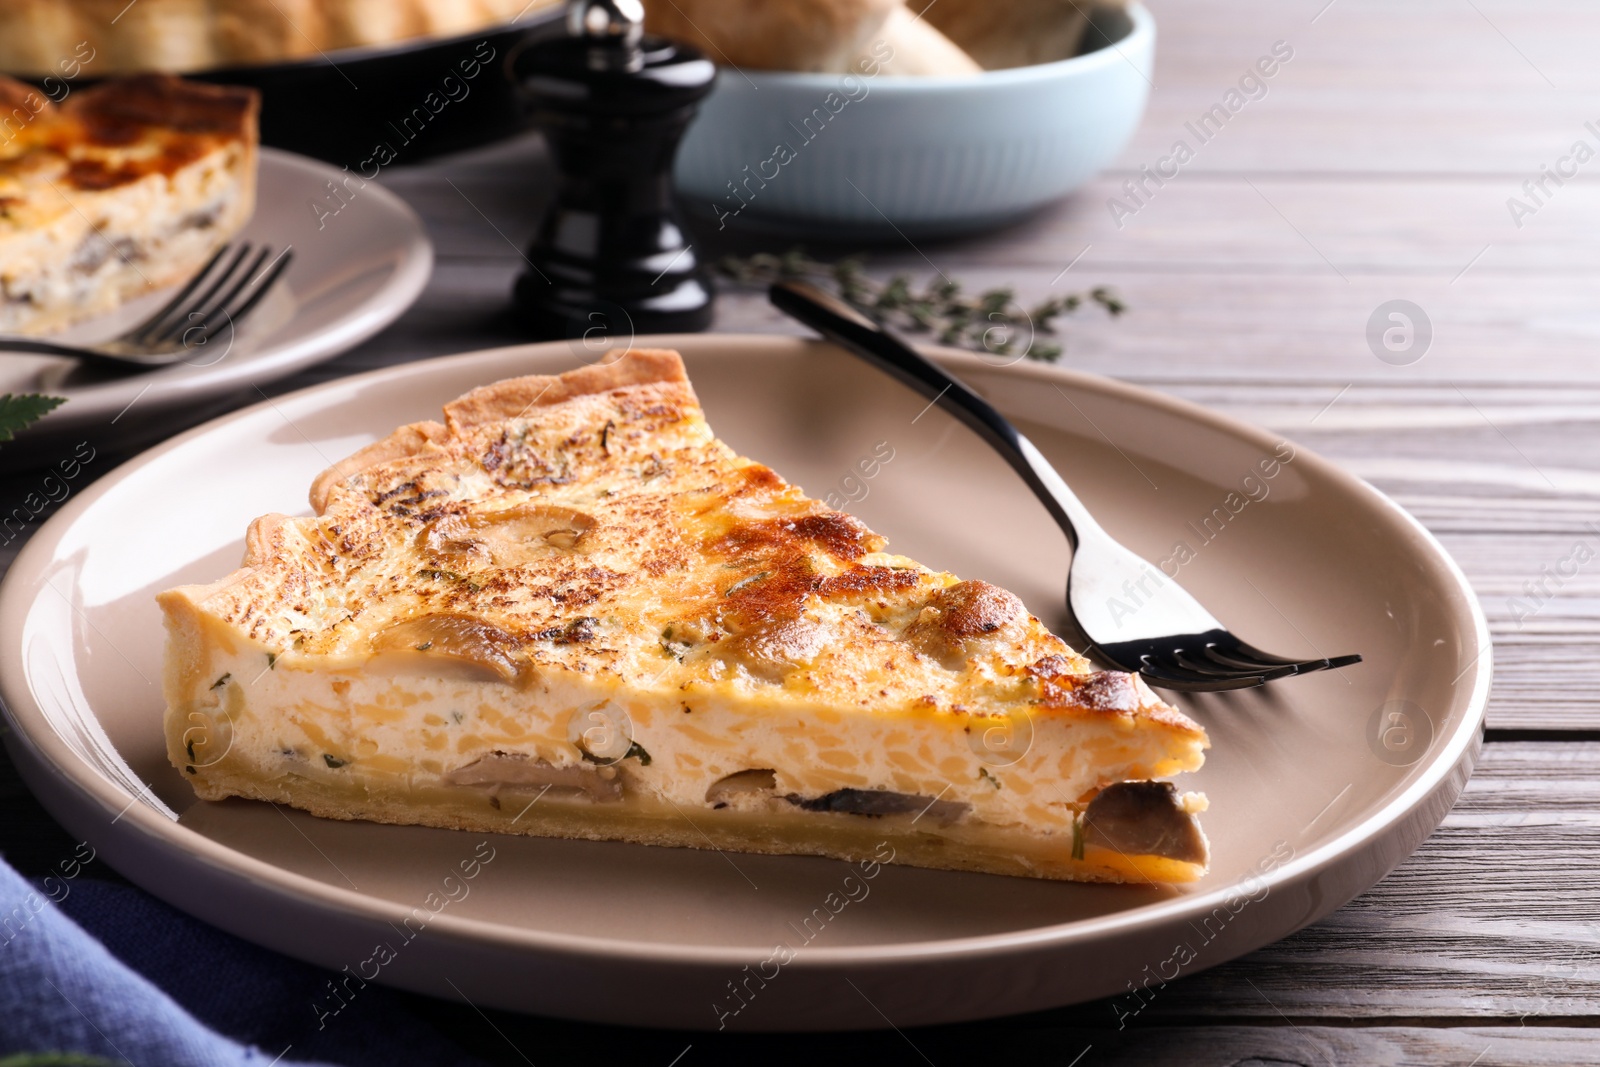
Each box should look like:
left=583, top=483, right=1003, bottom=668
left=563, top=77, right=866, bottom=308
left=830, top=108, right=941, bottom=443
left=160, top=350, right=1211, bottom=883
left=0, top=74, right=258, bottom=335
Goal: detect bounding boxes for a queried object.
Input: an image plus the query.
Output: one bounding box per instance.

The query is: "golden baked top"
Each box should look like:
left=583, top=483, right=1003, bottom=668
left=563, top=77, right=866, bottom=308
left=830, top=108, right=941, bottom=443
left=0, top=74, right=257, bottom=226
left=180, top=349, right=1202, bottom=734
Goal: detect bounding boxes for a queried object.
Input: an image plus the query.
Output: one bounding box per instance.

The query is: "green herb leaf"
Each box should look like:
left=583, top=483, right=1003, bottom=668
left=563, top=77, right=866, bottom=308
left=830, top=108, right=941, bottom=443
left=418, top=567, right=482, bottom=591
left=1071, top=815, right=1086, bottom=861
left=1091, top=286, right=1126, bottom=316
left=978, top=767, right=1001, bottom=790
left=0, top=394, right=66, bottom=444
left=724, top=570, right=770, bottom=597
left=660, top=626, right=691, bottom=662
left=419, top=567, right=464, bottom=582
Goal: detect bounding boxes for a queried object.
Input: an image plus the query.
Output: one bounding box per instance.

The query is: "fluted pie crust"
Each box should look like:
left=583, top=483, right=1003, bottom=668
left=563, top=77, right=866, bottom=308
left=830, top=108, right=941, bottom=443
left=159, top=350, right=1211, bottom=883
left=0, top=0, right=555, bottom=76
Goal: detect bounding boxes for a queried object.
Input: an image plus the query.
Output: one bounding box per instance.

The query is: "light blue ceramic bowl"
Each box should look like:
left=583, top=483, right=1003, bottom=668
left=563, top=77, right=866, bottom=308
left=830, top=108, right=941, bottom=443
left=673, top=3, right=1153, bottom=239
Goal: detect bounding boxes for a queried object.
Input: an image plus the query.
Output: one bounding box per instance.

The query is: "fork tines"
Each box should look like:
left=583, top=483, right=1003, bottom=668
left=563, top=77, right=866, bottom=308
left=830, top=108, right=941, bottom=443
left=1099, top=630, right=1363, bottom=692
left=126, top=242, right=294, bottom=351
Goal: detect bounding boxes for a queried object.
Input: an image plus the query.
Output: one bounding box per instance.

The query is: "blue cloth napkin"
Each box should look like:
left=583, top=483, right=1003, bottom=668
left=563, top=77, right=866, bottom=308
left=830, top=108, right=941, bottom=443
left=0, top=856, right=489, bottom=1066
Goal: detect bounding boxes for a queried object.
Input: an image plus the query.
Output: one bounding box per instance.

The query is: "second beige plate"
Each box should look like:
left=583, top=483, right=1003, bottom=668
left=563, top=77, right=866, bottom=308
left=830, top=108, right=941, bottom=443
left=0, top=335, right=1488, bottom=1030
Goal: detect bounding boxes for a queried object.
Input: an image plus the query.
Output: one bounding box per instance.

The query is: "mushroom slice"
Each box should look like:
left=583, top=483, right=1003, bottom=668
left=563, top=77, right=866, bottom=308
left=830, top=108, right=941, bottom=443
left=1082, top=780, right=1210, bottom=865
left=786, top=787, right=971, bottom=828
left=714, top=619, right=828, bottom=683
left=370, top=613, right=523, bottom=683
left=422, top=504, right=596, bottom=564
left=446, top=751, right=622, bottom=802
left=903, top=581, right=1026, bottom=670
left=706, top=768, right=778, bottom=809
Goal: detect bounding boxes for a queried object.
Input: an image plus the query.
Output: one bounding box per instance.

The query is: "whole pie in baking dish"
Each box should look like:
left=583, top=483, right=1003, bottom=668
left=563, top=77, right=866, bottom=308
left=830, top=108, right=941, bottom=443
left=0, top=0, right=553, bottom=76
left=0, top=73, right=257, bottom=335
left=159, top=350, right=1211, bottom=883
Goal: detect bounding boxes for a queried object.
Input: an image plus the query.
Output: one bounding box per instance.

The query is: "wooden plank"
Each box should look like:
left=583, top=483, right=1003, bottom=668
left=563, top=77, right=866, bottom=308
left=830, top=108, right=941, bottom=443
left=933, top=178, right=1600, bottom=278
left=396, top=190, right=1600, bottom=388
left=697, top=251, right=1600, bottom=390
left=945, top=1025, right=1597, bottom=1066
left=1129, top=0, right=1600, bottom=175
left=433, top=1018, right=1600, bottom=1067
left=1114, top=741, right=1600, bottom=1020
left=625, top=266, right=1600, bottom=387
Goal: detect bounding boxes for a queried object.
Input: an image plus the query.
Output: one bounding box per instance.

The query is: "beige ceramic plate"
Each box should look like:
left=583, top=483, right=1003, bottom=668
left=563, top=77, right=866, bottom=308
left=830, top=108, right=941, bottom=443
left=0, top=336, right=1488, bottom=1031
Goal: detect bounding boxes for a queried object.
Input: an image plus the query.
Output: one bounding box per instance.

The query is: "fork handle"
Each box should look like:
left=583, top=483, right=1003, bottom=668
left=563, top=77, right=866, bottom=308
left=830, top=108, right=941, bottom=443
left=0, top=337, right=166, bottom=374
left=0, top=338, right=102, bottom=359
left=769, top=280, right=1108, bottom=549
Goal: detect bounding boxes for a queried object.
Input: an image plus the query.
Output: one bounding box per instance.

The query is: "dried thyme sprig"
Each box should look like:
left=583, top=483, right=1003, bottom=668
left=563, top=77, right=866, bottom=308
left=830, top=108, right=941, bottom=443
left=716, top=249, right=1124, bottom=363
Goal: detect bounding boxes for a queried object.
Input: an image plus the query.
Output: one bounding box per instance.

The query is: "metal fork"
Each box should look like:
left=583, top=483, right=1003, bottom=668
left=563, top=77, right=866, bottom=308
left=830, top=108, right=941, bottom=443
left=770, top=280, right=1362, bottom=691
left=0, top=242, right=293, bottom=373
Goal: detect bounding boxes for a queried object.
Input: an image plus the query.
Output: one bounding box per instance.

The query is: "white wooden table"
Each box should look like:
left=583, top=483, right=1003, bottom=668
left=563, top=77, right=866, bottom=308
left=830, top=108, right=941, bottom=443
left=3, top=1, right=1596, bottom=1062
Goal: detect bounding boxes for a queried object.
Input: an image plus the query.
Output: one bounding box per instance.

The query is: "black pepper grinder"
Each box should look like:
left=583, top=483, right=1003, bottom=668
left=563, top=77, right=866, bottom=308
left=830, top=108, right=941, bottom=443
left=510, top=0, right=716, bottom=339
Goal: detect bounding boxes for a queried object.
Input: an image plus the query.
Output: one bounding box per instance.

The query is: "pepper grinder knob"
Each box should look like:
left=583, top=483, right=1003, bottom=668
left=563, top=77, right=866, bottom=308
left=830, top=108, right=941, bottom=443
left=567, top=0, right=644, bottom=47
left=510, top=1, right=716, bottom=341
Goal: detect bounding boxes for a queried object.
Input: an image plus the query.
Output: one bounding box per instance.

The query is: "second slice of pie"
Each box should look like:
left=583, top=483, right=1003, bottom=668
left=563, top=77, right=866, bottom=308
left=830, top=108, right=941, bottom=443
left=159, top=350, right=1210, bottom=882
left=0, top=74, right=258, bottom=335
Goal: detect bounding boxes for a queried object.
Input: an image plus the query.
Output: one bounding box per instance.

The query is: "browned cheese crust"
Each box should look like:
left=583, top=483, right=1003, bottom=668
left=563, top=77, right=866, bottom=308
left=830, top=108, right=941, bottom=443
left=0, top=73, right=257, bottom=195
left=175, top=348, right=1201, bottom=739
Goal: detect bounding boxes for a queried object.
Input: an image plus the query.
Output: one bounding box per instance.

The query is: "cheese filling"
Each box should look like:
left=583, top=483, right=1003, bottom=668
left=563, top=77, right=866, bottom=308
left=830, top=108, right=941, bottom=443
left=172, top=617, right=1209, bottom=874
